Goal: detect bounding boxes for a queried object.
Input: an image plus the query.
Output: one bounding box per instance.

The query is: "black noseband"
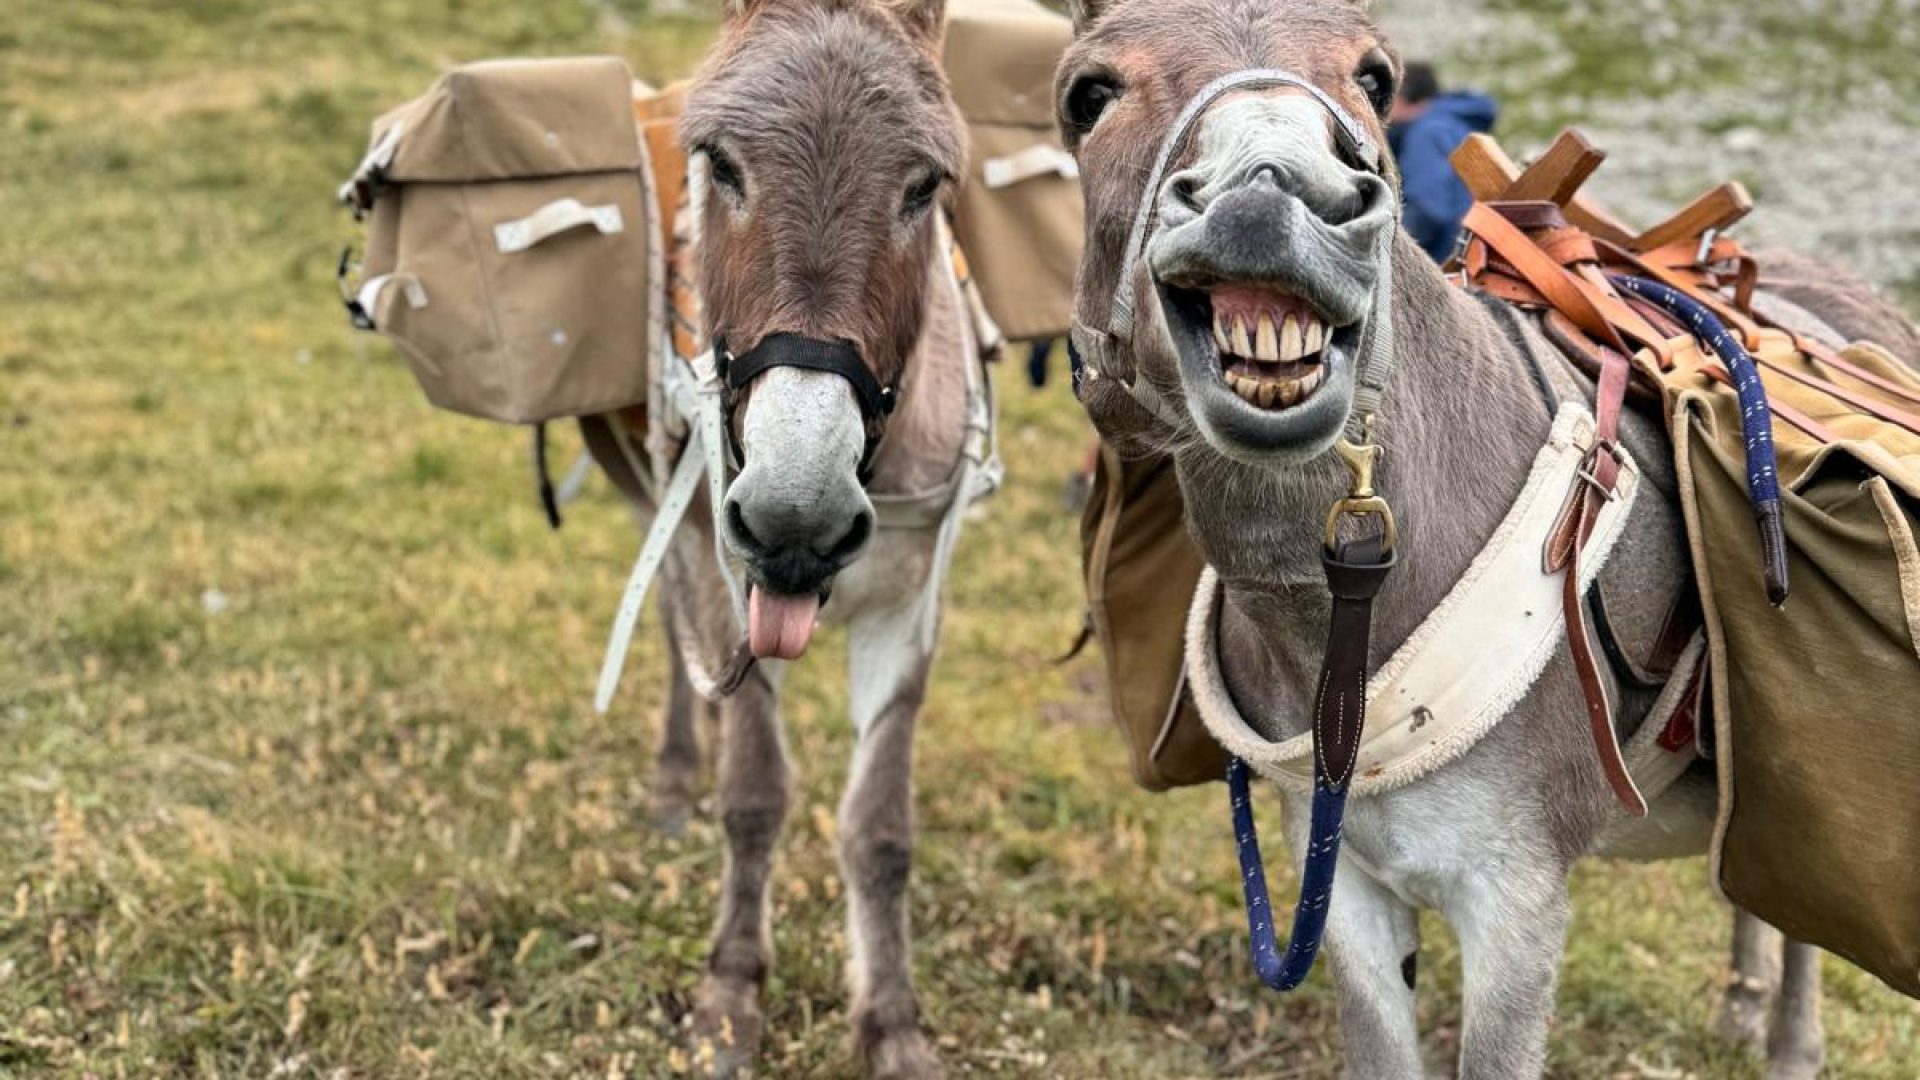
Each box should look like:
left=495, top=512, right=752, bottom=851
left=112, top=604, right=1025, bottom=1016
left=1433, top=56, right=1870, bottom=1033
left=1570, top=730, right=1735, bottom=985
left=715, top=333, right=899, bottom=480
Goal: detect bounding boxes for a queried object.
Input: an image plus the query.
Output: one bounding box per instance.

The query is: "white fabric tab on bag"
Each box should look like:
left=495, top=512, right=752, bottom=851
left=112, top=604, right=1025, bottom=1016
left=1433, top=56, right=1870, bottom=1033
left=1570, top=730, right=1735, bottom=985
left=355, top=273, right=428, bottom=318
left=982, top=143, right=1079, bottom=190
left=494, top=198, right=624, bottom=255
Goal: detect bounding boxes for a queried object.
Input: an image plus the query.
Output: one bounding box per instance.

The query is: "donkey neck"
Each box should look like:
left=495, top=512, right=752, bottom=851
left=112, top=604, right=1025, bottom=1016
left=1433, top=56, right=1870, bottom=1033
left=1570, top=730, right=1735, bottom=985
left=863, top=239, right=972, bottom=496
left=1203, top=234, right=1559, bottom=736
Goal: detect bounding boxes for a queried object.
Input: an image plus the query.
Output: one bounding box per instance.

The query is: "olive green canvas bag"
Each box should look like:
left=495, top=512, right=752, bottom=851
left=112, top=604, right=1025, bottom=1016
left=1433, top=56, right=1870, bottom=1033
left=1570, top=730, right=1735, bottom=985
left=1080, top=446, right=1227, bottom=791
left=338, top=56, right=657, bottom=424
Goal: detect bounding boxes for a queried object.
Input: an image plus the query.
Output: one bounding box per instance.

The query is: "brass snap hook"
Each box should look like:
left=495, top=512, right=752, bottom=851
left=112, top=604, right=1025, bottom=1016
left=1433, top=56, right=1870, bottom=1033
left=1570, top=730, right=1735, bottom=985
left=1323, top=416, right=1398, bottom=554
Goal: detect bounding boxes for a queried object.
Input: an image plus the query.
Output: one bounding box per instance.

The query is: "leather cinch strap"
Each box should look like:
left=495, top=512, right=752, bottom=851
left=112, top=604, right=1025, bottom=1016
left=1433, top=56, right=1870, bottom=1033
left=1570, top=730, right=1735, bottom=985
left=1232, top=535, right=1394, bottom=990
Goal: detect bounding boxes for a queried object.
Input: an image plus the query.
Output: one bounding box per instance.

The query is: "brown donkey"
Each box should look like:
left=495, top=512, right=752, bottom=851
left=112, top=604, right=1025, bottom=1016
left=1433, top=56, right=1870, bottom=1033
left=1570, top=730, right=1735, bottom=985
left=1056, top=0, right=1917, bottom=1076
left=586, top=1, right=978, bottom=1075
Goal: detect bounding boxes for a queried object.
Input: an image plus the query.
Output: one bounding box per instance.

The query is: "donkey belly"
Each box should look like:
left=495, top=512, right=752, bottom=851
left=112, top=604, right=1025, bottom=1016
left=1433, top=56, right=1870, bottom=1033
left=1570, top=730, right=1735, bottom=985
left=1594, top=767, right=1715, bottom=861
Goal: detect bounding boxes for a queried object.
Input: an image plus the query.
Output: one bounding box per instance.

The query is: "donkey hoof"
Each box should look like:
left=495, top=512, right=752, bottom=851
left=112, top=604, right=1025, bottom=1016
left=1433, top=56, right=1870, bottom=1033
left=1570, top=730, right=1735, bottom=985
left=688, top=976, right=764, bottom=1077
left=865, top=1028, right=944, bottom=1080
left=1712, top=978, right=1771, bottom=1050
left=1764, top=1059, right=1823, bottom=1080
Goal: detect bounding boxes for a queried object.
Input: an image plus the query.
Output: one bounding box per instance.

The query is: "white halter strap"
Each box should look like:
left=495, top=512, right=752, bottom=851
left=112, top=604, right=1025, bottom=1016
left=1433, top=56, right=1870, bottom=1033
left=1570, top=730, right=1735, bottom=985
left=1071, top=67, right=1397, bottom=444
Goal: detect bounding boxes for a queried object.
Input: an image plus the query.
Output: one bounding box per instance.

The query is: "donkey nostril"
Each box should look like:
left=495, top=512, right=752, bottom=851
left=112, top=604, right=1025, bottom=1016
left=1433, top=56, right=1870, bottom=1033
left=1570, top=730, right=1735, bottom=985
left=821, top=509, right=873, bottom=563
left=1170, top=175, right=1203, bottom=212
left=725, top=498, right=769, bottom=557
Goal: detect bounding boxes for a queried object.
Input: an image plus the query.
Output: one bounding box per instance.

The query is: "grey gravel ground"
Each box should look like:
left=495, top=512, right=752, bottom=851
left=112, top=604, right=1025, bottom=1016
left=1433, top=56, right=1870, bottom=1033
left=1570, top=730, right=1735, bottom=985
left=1380, top=0, right=1920, bottom=299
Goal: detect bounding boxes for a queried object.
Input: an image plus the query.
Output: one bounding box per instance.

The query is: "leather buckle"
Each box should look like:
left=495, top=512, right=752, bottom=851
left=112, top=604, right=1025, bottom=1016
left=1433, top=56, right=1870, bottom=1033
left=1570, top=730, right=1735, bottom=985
left=1575, top=440, right=1627, bottom=502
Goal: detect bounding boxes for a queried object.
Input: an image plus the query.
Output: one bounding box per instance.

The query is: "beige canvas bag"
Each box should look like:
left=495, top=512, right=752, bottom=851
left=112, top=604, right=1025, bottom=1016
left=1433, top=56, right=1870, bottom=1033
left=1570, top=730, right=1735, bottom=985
left=944, top=0, right=1083, bottom=342
left=339, top=57, right=657, bottom=424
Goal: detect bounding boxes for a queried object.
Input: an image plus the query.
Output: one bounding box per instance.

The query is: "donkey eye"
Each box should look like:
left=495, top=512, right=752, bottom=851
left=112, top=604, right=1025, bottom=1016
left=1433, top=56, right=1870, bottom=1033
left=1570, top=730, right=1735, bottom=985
left=704, top=145, right=745, bottom=198
left=902, top=172, right=942, bottom=218
left=1063, top=73, right=1121, bottom=142
left=1354, top=54, right=1396, bottom=119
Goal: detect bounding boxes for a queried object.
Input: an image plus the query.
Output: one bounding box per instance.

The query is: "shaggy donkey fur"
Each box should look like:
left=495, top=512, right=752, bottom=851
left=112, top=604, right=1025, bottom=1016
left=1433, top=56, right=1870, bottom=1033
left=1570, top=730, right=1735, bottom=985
left=587, top=1, right=972, bottom=1076
left=1058, top=0, right=1919, bottom=1075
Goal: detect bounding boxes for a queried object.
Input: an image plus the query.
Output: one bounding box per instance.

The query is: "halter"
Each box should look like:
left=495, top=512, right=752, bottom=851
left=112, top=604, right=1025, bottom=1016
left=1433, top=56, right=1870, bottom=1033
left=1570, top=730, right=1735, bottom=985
left=1072, top=67, right=1407, bottom=994
left=714, top=332, right=900, bottom=482
left=1068, top=67, right=1397, bottom=445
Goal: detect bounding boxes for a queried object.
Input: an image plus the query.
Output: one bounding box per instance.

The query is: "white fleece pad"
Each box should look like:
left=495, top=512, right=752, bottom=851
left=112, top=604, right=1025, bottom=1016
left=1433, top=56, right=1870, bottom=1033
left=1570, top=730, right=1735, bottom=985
left=1189, top=404, right=1643, bottom=796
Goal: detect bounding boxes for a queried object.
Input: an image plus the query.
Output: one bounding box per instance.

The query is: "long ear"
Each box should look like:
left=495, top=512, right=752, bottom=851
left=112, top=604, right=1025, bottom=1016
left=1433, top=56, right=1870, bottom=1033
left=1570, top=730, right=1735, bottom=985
left=888, top=0, right=947, bottom=48
left=1065, top=0, right=1111, bottom=30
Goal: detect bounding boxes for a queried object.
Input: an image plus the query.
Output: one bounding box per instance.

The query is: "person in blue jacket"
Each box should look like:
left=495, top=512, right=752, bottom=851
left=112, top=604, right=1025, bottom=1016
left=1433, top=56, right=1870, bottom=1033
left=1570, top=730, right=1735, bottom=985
left=1389, top=62, right=1498, bottom=263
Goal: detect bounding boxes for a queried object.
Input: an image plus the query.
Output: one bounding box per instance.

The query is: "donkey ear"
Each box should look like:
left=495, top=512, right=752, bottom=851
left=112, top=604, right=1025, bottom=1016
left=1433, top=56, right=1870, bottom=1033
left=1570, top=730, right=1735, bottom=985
left=887, top=0, right=947, bottom=47
left=1065, top=0, right=1110, bottom=30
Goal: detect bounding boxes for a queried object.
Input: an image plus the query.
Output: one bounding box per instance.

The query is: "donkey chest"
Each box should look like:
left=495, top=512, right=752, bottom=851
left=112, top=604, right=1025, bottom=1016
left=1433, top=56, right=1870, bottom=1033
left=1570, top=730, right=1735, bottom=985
left=818, top=526, right=938, bottom=626
left=1305, top=775, right=1549, bottom=912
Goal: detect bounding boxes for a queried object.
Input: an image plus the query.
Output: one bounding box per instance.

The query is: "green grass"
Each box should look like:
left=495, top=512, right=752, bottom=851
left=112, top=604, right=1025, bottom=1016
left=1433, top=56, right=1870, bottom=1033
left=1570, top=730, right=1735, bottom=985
left=1, top=1, right=1916, bottom=1077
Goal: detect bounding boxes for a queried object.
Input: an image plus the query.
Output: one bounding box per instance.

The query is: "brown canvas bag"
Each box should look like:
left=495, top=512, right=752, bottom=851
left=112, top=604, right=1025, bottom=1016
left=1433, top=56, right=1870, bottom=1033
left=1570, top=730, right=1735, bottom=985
left=944, top=0, right=1083, bottom=342
left=1080, top=446, right=1227, bottom=790
left=340, top=57, right=655, bottom=424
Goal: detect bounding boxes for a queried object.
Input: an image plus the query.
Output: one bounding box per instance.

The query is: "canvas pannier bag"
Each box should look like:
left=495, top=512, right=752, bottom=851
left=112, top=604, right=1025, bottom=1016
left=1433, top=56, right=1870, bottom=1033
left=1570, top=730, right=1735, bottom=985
left=1451, top=130, right=1920, bottom=997
left=1080, top=446, right=1227, bottom=790
left=1672, top=333, right=1920, bottom=999
left=944, top=0, right=1083, bottom=342
left=339, top=57, right=655, bottom=424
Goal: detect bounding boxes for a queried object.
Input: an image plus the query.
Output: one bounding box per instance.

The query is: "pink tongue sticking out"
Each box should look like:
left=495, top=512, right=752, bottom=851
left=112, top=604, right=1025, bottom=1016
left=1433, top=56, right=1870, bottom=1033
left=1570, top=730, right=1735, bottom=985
left=748, top=586, right=822, bottom=661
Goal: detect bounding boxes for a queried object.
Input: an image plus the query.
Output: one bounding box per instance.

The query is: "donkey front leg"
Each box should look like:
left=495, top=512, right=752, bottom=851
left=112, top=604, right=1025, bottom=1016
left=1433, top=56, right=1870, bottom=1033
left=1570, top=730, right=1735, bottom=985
left=1450, top=874, right=1571, bottom=1080
left=649, top=608, right=708, bottom=836
left=1319, top=862, right=1424, bottom=1079
left=1765, top=940, right=1823, bottom=1080
left=841, top=597, right=943, bottom=1079
left=689, top=670, right=790, bottom=1077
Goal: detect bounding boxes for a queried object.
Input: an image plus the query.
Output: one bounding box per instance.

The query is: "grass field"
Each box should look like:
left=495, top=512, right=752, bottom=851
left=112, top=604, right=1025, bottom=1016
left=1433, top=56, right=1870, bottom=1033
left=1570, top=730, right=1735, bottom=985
left=2, top=1, right=1916, bottom=1076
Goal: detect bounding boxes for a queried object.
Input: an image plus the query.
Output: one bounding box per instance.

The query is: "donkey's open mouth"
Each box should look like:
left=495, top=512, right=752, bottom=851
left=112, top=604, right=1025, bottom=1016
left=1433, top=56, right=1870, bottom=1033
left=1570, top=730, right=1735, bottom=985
left=1190, top=282, right=1353, bottom=411
left=1157, top=268, right=1366, bottom=463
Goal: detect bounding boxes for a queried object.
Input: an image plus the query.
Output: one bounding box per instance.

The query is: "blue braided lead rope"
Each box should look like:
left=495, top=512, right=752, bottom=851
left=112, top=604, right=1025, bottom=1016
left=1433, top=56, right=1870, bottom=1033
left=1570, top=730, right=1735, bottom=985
left=1229, top=757, right=1349, bottom=990
left=1606, top=274, right=1790, bottom=603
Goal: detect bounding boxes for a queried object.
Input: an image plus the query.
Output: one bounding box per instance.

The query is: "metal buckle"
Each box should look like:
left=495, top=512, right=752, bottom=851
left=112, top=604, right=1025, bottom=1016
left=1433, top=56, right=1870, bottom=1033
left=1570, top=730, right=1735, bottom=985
left=1574, top=440, right=1627, bottom=502
left=1695, top=227, right=1720, bottom=267
left=1322, top=416, right=1398, bottom=555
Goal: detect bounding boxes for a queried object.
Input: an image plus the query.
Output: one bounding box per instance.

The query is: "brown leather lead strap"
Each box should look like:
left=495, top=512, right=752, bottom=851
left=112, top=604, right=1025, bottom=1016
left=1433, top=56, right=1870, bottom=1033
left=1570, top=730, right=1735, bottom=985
left=1316, top=535, right=1395, bottom=789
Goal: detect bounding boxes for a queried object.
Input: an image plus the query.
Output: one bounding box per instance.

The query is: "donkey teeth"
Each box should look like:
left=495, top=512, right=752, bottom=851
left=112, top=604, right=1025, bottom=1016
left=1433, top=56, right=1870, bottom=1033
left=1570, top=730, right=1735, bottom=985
left=1213, top=316, right=1231, bottom=354
left=1281, top=315, right=1305, bottom=362
left=1254, top=315, right=1278, bottom=362
left=1230, top=318, right=1253, bottom=358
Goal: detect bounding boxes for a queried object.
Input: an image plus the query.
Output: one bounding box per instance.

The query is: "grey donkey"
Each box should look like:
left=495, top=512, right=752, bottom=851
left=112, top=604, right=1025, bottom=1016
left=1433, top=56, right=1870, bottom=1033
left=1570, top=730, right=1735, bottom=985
left=583, top=0, right=978, bottom=1075
left=1056, top=0, right=1920, bottom=1075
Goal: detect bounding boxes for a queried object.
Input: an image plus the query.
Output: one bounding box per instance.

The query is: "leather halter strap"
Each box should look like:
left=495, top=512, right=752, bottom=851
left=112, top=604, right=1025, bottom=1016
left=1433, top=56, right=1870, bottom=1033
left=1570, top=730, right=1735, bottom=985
left=714, top=332, right=899, bottom=479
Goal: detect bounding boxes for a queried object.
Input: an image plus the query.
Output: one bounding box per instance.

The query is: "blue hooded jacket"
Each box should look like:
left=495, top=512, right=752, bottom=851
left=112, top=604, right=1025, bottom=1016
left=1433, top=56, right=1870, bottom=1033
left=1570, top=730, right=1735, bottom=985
left=1389, top=91, right=1498, bottom=263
